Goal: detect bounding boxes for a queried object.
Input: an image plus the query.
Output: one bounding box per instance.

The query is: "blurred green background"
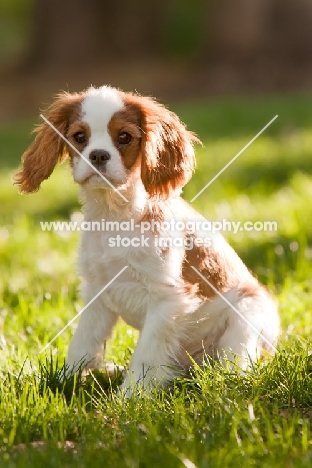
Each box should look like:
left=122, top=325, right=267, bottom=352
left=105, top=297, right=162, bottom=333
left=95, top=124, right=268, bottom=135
left=2, top=0, right=312, bottom=120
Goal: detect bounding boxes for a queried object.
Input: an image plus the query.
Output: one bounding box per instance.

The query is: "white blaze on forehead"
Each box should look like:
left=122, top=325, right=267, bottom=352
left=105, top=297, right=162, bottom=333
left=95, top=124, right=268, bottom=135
left=82, top=86, right=124, bottom=126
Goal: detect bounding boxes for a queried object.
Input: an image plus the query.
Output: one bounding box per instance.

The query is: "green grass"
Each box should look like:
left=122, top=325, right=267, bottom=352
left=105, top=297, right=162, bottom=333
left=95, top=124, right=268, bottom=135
left=0, top=92, right=312, bottom=467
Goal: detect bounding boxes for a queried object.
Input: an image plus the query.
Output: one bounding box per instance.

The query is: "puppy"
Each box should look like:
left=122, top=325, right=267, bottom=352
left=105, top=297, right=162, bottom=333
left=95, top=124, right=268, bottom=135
left=15, top=86, right=279, bottom=394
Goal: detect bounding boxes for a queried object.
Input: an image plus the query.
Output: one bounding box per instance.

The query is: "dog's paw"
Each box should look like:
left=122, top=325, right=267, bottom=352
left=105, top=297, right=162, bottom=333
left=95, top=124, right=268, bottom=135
left=101, top=362, right=126, bottom=378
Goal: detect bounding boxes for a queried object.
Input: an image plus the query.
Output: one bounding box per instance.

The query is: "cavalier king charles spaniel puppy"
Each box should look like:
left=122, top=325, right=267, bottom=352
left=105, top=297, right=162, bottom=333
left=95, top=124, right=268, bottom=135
left=15, top=86, right=279, bottom=395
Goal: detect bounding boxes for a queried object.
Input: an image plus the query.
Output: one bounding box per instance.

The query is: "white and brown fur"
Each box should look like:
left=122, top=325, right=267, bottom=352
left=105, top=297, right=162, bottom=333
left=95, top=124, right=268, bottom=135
left=15, top=86, right=280, bottom=395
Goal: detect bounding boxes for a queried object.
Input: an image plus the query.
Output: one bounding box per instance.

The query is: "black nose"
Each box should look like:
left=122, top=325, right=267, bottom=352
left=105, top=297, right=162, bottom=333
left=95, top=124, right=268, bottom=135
left=89, top=149, right=110, bottom=165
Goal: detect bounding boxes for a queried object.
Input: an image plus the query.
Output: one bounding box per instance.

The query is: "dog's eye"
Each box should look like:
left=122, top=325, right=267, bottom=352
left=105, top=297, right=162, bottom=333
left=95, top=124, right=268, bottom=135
left=73, top=132, right=86, bottom=144
left=118, top=132, right=132, bottom=145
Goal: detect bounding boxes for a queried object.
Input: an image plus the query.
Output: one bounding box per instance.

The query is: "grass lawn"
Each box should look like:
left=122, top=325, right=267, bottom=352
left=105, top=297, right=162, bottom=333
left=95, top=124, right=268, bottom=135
left=0, top=92, right=312, bottom=467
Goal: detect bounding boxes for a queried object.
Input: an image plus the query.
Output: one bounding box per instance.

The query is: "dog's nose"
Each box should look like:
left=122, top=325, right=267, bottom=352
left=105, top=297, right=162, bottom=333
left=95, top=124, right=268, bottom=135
left=89, top=149, right=110, bottom=165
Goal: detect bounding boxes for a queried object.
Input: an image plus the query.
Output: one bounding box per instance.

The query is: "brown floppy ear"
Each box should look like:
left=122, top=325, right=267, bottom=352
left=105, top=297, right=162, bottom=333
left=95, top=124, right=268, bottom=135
left=131, top=95, right=200, bottom=199
left=14, top=92, right=82, bottom=193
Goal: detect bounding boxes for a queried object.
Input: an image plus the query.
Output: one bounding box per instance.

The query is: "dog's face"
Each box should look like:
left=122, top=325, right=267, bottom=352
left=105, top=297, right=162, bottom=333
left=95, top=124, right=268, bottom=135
left=15, top=86, right=200, bottom=199
left=67, top=87, right=142, bottom=188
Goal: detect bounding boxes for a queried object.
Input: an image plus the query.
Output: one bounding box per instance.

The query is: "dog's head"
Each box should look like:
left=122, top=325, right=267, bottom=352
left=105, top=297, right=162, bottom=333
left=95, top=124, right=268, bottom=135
left=15, top=86, right=200, bottom=199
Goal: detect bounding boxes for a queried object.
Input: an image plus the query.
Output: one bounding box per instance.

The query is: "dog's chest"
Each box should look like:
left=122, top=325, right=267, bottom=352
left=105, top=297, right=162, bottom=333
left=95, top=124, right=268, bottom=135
left=78, top=226, right=184, bottom=327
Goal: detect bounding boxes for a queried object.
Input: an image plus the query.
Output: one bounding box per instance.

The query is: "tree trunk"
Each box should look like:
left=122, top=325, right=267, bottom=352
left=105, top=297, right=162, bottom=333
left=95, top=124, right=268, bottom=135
left=29, top=0, right=169, bottom=68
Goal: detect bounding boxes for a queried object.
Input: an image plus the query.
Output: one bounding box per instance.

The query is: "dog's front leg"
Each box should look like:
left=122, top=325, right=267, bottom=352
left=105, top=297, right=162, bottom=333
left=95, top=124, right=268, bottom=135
left=66, top=296, right=117, bottom=375
left=120, top=301, right=183, bottom=396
